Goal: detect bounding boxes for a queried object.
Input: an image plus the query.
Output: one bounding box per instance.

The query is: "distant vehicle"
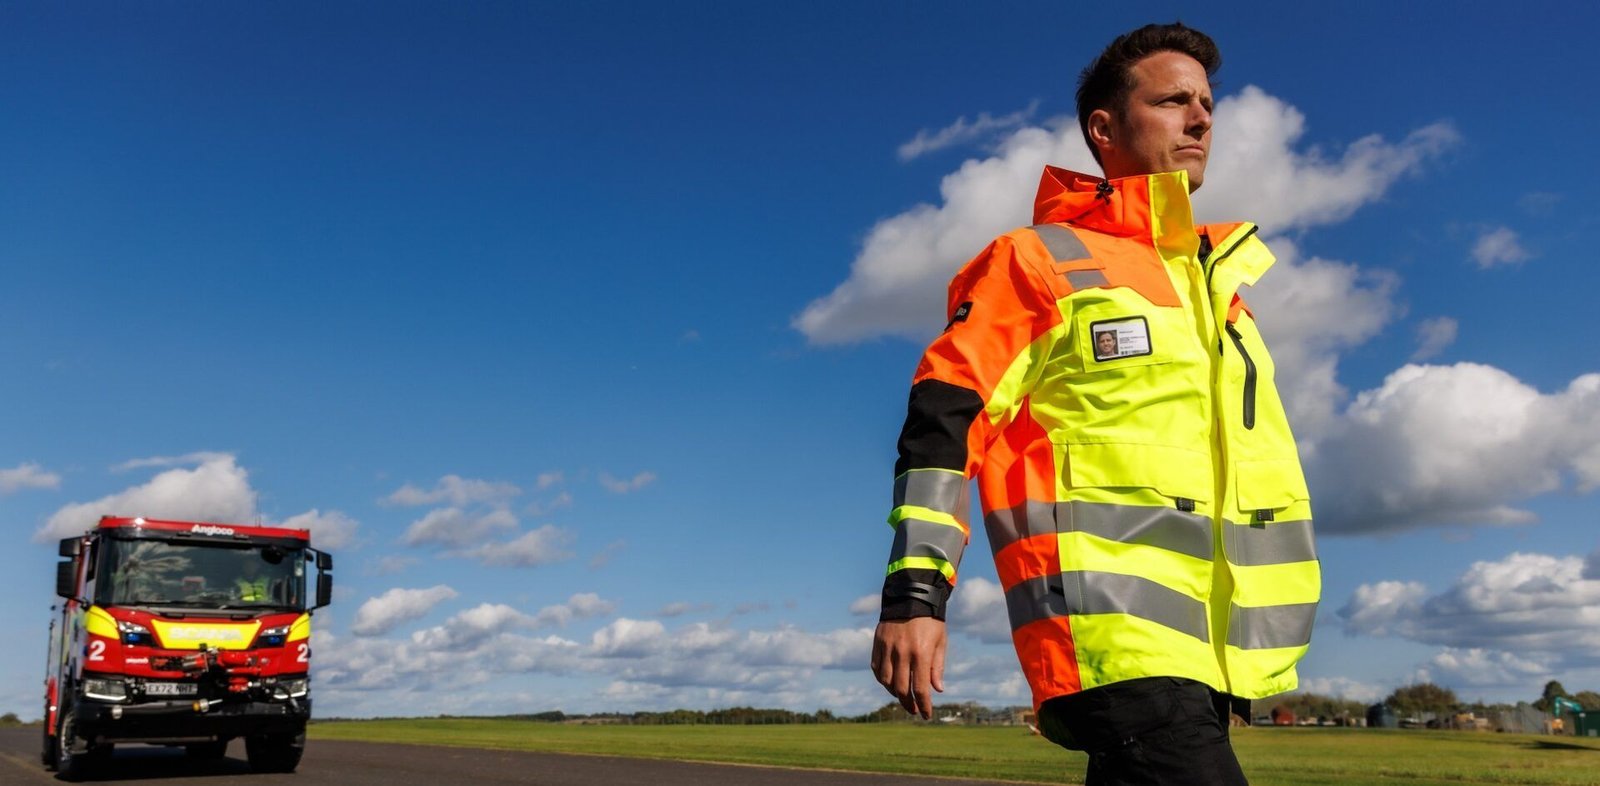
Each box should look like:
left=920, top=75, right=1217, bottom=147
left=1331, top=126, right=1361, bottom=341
left=43, top=516, right=332, bottom=780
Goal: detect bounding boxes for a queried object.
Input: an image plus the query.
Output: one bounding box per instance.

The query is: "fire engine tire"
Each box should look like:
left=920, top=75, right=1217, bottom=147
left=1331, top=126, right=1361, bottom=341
left=54, top=708, right=91, bottom=781
left=187, top=740, right=229, bottom=759
left=245, top=731, right=305, bottom=773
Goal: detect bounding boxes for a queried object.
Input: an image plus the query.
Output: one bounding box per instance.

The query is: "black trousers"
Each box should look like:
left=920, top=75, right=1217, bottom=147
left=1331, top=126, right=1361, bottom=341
left=1036, top=677, right=1249, bottom=786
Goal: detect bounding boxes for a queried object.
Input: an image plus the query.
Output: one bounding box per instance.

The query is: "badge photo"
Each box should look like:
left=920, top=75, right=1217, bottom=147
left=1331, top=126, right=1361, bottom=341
left=1090, top=316, right=1152, bottom=361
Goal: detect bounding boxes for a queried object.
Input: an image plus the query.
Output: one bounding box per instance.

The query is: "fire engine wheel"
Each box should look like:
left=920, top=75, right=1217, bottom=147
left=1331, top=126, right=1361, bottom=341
left=245, top=731, right=305, bottom=773
left=52, top=706, right=115, bottom=781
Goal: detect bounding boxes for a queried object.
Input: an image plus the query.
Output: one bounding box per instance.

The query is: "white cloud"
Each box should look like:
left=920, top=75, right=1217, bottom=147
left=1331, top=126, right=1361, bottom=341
left=525, top=491, right=573, bottom=517
left=656, top=601, right=714, bottom=618
left=37, top=454, right=256, bottom=541
left=592, top=618, right=668, bottom=658
left=1340, top=552, right=1600, bottom=660
left=536, top=471, right=564, bottom=490
left=383, top=475, right=521, bottom=507
left=898, top=101, right=1040, bottom=161
left=411, top=603, right=537, bottom=650
left=1423, top=648, right=1553, bottom=687
left=531, top=593, right=616, bottom=628
left=796, top=86, right=1455, bottom=345
left=1298, top=676, right=1387, bottom=704
left=112, top=451, right=233, bottom=472
left=947, top=576, right=1011, bottom=644
left=278, top=509, right=359, bottom=550
left=599, top=471, right=656, bottom=494
left=1337, top=580, right=1426, bottom=638
left=848, top=594, right=878, bottom=616
left=1411, top=317, right=1459, bottom=361
left=451, top=524, right=576, bottom=568
left=1, top=462, right=61, bottom=494
left=401, top=507, right=518, bottom=548
left=1586, top=549, right=1600, bottom=581
left=1471, top=226, right=1532, bottom=268
left=351, top=585, right=459, bottom=636
left=1195, top=88, right=1458, bottom=231
left=1308, top=365, right=1600, bottom=533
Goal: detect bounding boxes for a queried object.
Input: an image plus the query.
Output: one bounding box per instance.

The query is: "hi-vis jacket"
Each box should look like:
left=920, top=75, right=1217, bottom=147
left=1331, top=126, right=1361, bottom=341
left=881, top=165, right=1319, bottom=708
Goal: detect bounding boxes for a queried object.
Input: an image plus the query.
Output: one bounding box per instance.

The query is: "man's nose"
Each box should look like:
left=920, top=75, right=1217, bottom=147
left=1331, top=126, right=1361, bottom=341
left=1187, top=101, right=1212, bottom=135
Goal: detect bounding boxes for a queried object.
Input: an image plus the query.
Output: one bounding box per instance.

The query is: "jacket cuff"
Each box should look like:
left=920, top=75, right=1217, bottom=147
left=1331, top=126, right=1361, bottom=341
left=879, top=570, right=951, bottom=622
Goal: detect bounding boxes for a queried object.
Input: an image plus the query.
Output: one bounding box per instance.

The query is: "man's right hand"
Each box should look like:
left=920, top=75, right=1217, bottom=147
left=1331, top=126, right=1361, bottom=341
left=870, top=617, right=947, bottom=719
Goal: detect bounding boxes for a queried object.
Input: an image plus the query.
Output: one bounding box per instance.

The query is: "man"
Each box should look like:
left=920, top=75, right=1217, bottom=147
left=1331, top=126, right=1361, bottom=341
left=870, top=23, right=1319, bottom=786
left=235, top=555, right=270, bottom=603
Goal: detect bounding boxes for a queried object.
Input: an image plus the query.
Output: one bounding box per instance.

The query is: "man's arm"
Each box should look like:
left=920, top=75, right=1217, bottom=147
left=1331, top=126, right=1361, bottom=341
left=871, top=233, right=1063, bottom=717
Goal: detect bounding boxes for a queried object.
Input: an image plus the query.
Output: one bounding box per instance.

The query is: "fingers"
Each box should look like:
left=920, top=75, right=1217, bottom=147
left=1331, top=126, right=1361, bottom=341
left=872, top=619, right=947, bottom=720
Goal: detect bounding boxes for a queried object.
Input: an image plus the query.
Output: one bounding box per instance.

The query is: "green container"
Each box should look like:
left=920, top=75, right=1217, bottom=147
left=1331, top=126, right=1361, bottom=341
left=1575, top=711, right=1599, bottom=738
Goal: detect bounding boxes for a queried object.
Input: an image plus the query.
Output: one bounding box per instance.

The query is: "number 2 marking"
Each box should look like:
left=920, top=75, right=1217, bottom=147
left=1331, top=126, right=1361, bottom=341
left=296, top=642, right=309, bottom=663
left=88, top=641, right=106, bottom=662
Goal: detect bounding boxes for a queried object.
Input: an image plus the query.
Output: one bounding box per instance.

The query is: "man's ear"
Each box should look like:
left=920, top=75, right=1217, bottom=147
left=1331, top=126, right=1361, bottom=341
left=1087, top=109, right=1115, bottom=155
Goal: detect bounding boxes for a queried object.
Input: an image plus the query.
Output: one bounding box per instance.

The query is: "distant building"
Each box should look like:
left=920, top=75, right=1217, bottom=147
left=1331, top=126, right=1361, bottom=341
left=1367, top=704, right=1396, bottom=729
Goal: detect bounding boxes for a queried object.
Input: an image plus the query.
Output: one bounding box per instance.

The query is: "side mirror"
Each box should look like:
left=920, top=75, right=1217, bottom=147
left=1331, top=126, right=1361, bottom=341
left=315, top=551, right=333, bottom=571
left=59, top=537, right=81, bottom=558
left=55, top=561, right=78, bottom=600
left=315, top=573, right=333, bottom=609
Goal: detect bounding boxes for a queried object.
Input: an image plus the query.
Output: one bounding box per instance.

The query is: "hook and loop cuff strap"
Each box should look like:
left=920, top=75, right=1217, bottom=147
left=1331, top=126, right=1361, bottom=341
left=880, top=570, right=951, bottom=621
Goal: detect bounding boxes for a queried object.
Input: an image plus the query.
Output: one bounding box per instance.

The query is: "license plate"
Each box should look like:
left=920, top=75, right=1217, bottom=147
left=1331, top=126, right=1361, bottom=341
left=145, top=682, right=198, bottom=696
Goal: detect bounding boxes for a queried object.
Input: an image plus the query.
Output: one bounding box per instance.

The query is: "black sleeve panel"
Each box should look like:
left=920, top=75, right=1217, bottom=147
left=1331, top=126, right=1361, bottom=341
left=879, top=568, right=952, bottom=621
left=893, top=379, right=985, bottom=477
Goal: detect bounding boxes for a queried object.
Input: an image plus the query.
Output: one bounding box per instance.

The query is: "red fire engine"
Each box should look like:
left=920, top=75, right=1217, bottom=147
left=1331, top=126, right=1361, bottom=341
left=43, top=515, right=333, bottom=779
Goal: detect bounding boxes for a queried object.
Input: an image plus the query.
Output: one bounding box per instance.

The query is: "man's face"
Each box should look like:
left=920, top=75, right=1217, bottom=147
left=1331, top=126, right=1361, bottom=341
left=1095, top=50, right=1214, bottom=191
left=1096, top=331, right=1118, bottom=358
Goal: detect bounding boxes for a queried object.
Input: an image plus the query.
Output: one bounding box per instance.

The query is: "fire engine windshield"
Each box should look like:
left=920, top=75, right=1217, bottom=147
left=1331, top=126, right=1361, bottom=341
left=96, top=538, right=307, bottom=611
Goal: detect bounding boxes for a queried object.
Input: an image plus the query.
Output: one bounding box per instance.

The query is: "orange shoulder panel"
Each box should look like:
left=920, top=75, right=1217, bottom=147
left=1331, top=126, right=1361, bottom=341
left=912, top=235, right=1064, bottom=399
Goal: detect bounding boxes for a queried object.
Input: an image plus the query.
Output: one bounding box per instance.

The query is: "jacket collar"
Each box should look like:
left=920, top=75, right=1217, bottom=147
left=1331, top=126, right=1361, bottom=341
left=1032, top=165, right=1196, bottom=242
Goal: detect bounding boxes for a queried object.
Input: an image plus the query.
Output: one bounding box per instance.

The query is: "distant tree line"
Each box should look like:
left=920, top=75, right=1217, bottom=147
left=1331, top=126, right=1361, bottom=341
left=318, top=681, right=1600, bottom=728
left=322, top=702, right=1022, bottom=726
left=1259, top=679, right=1600, bottom=722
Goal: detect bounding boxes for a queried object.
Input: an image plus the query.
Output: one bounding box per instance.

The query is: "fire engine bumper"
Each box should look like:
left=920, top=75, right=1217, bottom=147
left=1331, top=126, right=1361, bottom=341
left=73, top=697, right=310, bottom=743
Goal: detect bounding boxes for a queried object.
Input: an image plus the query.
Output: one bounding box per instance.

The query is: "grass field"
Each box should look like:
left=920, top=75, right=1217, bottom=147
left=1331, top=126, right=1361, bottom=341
left=310, top=719, right=1600, bottom=785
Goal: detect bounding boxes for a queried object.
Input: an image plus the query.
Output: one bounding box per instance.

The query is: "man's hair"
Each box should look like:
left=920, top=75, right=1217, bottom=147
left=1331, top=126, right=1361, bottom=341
left=1076, top=22, right=1221, bottom=166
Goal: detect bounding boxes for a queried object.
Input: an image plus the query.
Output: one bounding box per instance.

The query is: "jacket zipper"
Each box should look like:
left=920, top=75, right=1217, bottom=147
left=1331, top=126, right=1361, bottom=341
left=1204, top=225, right=1259, bottom=291
left=1224, top=323, right=1257, bottom=430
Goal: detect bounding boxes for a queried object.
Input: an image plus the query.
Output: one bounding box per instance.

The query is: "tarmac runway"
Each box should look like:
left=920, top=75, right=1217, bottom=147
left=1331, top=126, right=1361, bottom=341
left=0, top=727, right=1033, bottom=785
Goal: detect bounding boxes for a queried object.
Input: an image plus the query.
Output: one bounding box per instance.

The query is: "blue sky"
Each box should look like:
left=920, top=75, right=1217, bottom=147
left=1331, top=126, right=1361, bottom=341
left=3, top=2, right=1598, bottom=718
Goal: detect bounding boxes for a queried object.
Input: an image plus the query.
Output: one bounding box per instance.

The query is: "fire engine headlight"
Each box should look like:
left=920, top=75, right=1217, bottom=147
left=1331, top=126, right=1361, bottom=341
left=259, top=625, right=291, bottom=647
left=83, top=676, right=128, bottom=702
left=117, top=619, right=153, bottom=646
left=275, top=677, right=309, bottom=699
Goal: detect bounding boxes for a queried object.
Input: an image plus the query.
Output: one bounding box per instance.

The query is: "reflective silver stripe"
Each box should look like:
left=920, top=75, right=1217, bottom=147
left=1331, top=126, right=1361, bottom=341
left=1059, top=502, right=1213, bottom=562
left=1066, top=269, right=1109, bottom=289
left=1224, top=519, right=1317, bottom=566
left=1227, top=602, right=1316, bottom=650
left=983, top=500, right=1055, bottom=552
left=1006, top=571, right=1209, bottom=642
left=890, top=517, right=967, bottom=566
left=893, top=471, right=969, bottom=524
left=1029, top=224, right=1091, bottom=263
left=985, top=501, right=1213, bottom=562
